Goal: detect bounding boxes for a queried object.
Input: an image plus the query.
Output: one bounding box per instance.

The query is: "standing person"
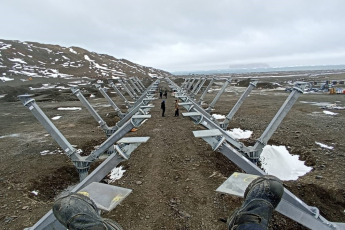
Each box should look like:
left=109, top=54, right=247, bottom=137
left=174, top=99, right=179, bottom=117
left=159, top=89, right=163, bottom=99
left=164, top=90, right=167, bottom=99
left=161, top=100, right=165, bottom=117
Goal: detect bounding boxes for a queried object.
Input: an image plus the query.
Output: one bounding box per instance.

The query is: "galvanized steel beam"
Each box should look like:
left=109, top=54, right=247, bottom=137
left=220, top=81, right=257, bottom=130
left=94, top=84, right=126, bottom=118
left=198, top=77, right=215, bottom=104
left=108, top=80, right=132, bottom=108
left=205, top=78, right=231, bottom=112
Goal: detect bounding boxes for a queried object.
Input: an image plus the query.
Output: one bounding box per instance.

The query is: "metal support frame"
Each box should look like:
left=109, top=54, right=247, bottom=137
left=135, top=77, right=146, bottom=90
left=248, top=87, right=304, bottom=161
left=25, top=137, right=150, bottom=230
left=191, top=78, right=207, bottom=98
left=94, top=84, right=126, bottom=118
left=19, top=94, right=151, bottom=181
left=190, top=78, right=202, bottom=95
left=123, top=79, right=138, bottom=98
left=70, top=87, right=110, bottom=132
left=132, top=77, right=144, bottom=92
left=174, top=79, right=305, bottom=161
left=205, top=78, right=231, bottom=112
left=119, top=79, right=135, bottom=99
left=220, top=81, right=257, bottom=130
left=166, top=77, right=344, bottom=229
left=187, top=78, right=196, bottom=91
left=181, top=78, right=189, bottom=89
left=129, top=78, right=141, bottom=94
left=193, top=130, right=342, bottom=230
left=108, top=81, right=132, bottom=108
left=198, top=77, right=215, bottom=104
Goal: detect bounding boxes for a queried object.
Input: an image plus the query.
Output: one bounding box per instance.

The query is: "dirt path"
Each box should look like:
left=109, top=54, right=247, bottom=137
left=105, top=81, right=242, bottom=229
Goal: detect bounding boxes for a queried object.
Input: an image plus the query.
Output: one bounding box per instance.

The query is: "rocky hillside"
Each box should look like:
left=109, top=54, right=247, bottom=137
left=0, top=39, right=171, bottom=82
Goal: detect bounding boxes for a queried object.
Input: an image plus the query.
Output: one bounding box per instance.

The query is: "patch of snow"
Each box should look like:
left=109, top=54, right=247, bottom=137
left=90, top=94, right=96, bottom=98
left=0, top=44, right=12, bottom=50
left=0, top=76, right=14, bottom=82
left=323, top=110, right=338, bottom=116
left=108, top=166, right=126, bottom=183
left=9, top=58, right=27, bottom=64
left=260, top=145, right=312, bottom=181
left=69, top=48, right=77, bottom=54
left=84, top=55, right=92, bottom=62
left=0, top=133, right=20, bottom=139
left=31, top=191, right=39, bottom=196
left=226, top=128, right=252, bottom=140
left=29, top=84, right=57, bottom=90
left=212, top=114, right=225, bottom=119
left=40, top=150, right=50, bottom=155
left=300, top=101, right=341, bottom=108
left=56, top=86, right=70, bottom=90
left=0, top=94, right=7, bottom=98
left=57, top=107, right=82, bottom=111
left=51, top=116, right=62, bottom=120
left=315, top=142, right=334, bottom=150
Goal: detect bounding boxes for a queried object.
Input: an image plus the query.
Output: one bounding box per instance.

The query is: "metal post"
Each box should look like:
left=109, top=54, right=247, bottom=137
left=220, top=81, right=257, bottom=130
left=250, top=87, right=304, bottom=160
left=94, top=84, right=125, bottom=118
left=119, top=79, right=135, bottom=99
left=136, top=77, right=146, bottom=90
left=182, top=78, right=190, bottom=89
left=123, top=79, right=138, bottom=98
left=133, top=77, right=144, bottom=92
left=206, top=78, right=231, bottom=112
left=187, top=78, right=196, bottom=91
left=108, top=81, right=132, bottom=108
left=192, top=78, right=206, bottom=97
left=129, top=78, right=141, bottom=94
left=180, top=78, right=188, bottom=89
left=18, top=95, right=79, bottom=160
left=190, top=78, right=202, bottom=95
left=199, top=78, right=215, bottom=104
left=70, top=87, right=110, bottom=132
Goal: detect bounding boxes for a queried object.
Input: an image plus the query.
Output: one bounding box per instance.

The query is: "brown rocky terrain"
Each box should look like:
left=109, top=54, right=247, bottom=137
left=0, top=71, right=345, bottom=229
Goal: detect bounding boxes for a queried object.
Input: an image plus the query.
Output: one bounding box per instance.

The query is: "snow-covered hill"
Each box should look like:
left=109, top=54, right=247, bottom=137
left=0, top=39, right=171, bottom=82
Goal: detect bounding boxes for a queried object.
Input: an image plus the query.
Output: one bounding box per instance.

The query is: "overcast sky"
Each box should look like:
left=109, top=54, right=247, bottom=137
left=1, top=0, right=345, bottom=72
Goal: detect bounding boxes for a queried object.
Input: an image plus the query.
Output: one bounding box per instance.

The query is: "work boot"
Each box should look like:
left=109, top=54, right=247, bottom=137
left=53, top=193, right=123, bottom=230
left=227, top=175, right=284, bottom=230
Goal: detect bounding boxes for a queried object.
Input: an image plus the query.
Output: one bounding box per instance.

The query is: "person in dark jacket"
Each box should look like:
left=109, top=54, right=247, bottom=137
left=161, top=100, right=166, bottom=117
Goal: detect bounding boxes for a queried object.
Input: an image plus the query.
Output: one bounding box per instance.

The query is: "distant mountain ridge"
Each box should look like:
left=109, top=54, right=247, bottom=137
left=0, top=39, right=171, bottom=80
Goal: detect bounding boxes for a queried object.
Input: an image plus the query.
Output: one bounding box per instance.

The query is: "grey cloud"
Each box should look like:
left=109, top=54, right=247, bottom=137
left=1, top=0, right=345, bottom=71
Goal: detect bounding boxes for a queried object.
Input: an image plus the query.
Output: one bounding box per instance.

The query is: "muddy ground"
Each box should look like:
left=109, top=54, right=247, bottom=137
left=0, top=74, right=345, bottom=230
